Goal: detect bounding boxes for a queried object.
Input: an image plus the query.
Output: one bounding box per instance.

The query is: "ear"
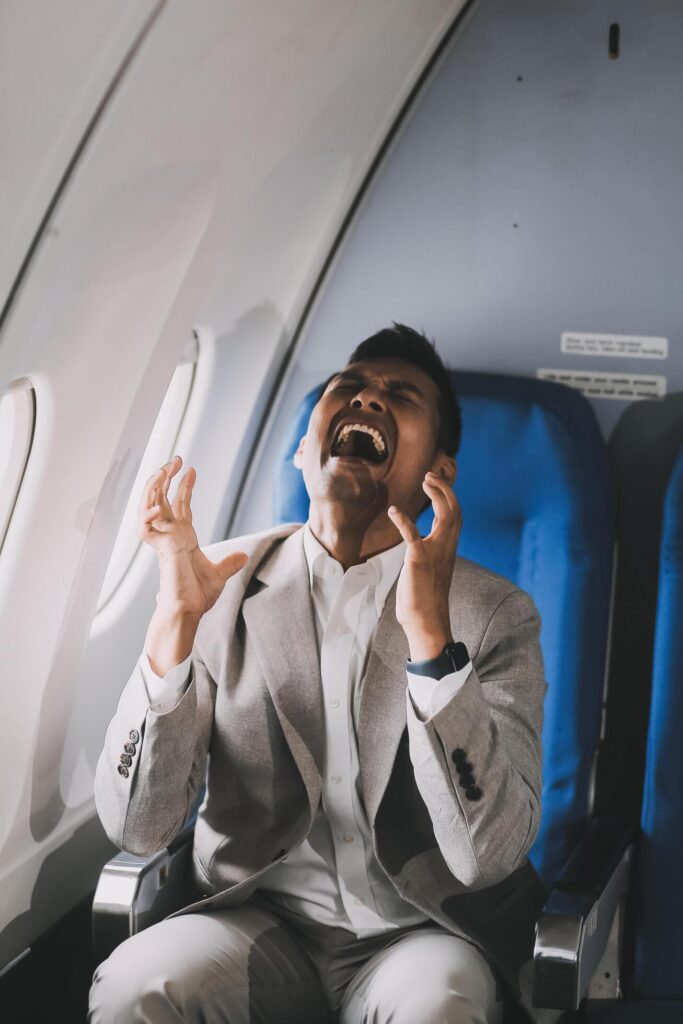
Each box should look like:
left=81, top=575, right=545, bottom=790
left=293, top=435, right=306, bottom=470
left=429, top=453, right=457, bottom=487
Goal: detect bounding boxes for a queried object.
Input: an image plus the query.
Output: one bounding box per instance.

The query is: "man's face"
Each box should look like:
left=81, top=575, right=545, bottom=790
left=294, top=358, right=456, bottom=519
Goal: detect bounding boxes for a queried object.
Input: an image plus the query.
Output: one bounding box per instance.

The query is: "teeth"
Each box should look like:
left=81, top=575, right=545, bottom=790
left=336, top=422, right=387, bottom=454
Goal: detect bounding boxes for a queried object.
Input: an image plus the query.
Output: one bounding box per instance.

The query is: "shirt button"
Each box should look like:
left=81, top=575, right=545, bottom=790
left=330, top=699, right=340, bottom=709
left=331, top=774, right=342, bottom=784
left=342, top=833, right=355, bottom=843
left=335, top=623, right=347, bottom=635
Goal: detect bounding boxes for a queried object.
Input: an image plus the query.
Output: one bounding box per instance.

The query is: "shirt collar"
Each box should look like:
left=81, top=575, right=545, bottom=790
left=303, top=522, right=406, bottom=617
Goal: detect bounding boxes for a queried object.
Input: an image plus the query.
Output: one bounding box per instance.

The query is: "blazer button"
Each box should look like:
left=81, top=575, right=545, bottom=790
left=118, top=765, right=129, bottom=778
left=129, top=729, right=140, bottom=744
left=465, top=786, right=482, bottom=801
left=124, top=742, right=136, bottom=756
left=459, top=773, right=475, bottom=789
left=120, top=753, right=132, bottom=767
left=457, top=761, right=473, bottom=775
left=452, top=748, right=467, bottom=764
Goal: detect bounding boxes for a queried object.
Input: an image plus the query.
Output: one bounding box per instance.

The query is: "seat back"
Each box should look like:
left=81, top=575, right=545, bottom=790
left=632, top=445, right=683, bottom=1001
left=273, top=371, right=614, bottom=886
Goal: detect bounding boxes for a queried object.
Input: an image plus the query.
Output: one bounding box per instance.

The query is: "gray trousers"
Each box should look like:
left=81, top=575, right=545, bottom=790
left=89, top=892, right=503, bottom=1023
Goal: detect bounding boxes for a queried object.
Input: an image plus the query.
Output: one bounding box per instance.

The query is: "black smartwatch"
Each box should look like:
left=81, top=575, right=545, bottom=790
left=407, top=641, right=470, bottom=680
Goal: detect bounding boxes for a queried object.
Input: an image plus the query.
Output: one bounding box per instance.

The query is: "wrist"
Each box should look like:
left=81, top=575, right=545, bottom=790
left=145, top=610, right=200, bottom=677
left=406, top=628, right=452, bottom=662
left=153, top=603, right=203, bottom=626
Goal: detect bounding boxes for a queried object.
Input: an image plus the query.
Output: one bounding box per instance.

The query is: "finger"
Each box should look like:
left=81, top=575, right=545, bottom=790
left=141, top=467, right=167, bottom=515
left=141, top=508, right=176, bottom=537
left=425, top=472, right=457, bottom=512
left=141, top=457, right=180, bottom=514
left=387, top=505, right=421, bottom=544
left=160, top=455, right=182, bottom=505
left=422, top=482, right=459, bottom=547
left=217, top=551, right=248, bottom=582
left=142, top=504, right=163, bottom=524
left=139, top=504, right=174, bottom=542
left=172, top=466, right=196, bottom=520
left=423, top=477, right=454, bottom=526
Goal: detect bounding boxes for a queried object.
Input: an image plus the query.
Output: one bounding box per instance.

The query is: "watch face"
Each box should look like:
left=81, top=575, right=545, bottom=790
left=448, top=641, right=470, bottom=671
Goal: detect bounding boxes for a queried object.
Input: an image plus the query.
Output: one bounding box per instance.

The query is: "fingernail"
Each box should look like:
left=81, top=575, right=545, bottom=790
left=388, top=505, right=396, bottom=513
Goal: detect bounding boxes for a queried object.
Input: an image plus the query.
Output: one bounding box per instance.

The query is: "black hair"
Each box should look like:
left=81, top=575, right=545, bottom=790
left=347, top=322, right=462, bottom=456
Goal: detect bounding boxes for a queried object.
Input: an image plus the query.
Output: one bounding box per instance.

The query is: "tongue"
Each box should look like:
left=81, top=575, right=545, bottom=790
left=351, top=431, right=378, bottom=461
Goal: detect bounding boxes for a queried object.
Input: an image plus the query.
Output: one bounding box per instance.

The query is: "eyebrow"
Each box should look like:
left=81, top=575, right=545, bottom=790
left=328, top=370, right=427, bottom=400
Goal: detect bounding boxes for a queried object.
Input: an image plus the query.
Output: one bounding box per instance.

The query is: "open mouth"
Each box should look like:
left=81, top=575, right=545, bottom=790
left=330, top=422, right=388, bottom=465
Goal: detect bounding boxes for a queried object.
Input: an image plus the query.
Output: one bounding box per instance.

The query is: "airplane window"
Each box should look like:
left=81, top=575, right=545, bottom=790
left=0, top=380, right=35, bottom=554
left=96, top=332, right=199, bottom=611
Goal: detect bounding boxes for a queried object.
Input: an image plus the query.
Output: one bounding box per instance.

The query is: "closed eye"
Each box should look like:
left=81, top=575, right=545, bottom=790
left=390, top=391, right=415, bottom=404
left=326, top=377, right=360, bottom=393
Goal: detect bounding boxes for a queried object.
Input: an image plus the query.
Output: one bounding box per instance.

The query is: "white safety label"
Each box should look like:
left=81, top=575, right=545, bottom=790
left=537, top=369, right=666, bottom=401
left=560, top=332, right=668, bottom=359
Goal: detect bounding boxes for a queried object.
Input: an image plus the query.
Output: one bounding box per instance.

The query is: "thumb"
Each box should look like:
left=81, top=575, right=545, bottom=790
left=217, top=551, right=248, bottom=582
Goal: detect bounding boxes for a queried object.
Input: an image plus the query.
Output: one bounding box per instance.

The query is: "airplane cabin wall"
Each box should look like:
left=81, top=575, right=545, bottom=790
left=0, top=0, right=463, bottom=970
left=236, top=0, right=683, bottom=534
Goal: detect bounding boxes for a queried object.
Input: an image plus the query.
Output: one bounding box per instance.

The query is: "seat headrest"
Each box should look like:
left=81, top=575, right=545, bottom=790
left=273, top=370, right=610, bottom=554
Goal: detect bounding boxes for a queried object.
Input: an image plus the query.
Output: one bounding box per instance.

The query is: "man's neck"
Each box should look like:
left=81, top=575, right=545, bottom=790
left=308, top=503, right=403, bottom=571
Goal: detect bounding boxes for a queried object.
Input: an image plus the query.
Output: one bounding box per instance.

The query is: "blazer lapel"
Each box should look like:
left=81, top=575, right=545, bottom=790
left=358, top=582, right=411, bottom=825
left=241, top=528, right=324, bottom=819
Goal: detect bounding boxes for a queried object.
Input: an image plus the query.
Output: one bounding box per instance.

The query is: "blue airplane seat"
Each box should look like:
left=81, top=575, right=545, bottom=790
left=273, top=371, right=614, bottom=887
left=604, top=445, right=683, bottom=1019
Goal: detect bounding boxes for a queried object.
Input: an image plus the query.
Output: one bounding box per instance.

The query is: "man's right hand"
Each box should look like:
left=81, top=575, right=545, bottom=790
left=139, top=455, right=248, bottom=621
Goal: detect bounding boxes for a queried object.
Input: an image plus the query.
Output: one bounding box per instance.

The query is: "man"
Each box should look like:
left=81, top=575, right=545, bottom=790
left=89, top=324, right=547, bottom=1023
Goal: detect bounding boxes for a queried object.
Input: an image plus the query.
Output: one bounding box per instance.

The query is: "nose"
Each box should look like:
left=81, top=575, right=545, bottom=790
left=350, top=385, right=385, bottom=414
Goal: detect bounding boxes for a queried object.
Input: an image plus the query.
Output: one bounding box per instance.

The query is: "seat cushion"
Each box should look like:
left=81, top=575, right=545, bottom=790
left=632, top=446, right=683, bottom=999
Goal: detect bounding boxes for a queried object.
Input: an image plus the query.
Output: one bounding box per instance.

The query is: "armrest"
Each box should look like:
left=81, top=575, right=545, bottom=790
left=532, top=818, right=636, bottom=1011
left=92, top=816, right=197, bottom=965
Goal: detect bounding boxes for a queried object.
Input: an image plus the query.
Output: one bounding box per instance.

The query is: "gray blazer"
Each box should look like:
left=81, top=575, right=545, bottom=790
left=95, top=524, right=548, bottom=1012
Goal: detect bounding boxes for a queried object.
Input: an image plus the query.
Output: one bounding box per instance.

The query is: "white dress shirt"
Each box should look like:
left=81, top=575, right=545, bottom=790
left=140, top=523, right=472, bottom=936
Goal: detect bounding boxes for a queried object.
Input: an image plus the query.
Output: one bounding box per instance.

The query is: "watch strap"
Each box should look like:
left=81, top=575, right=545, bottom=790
left=407, top=641, right=470, bottom=680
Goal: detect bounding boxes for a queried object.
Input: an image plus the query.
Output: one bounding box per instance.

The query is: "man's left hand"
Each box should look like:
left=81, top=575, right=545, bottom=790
left=388, top=472, right=462, bottom=661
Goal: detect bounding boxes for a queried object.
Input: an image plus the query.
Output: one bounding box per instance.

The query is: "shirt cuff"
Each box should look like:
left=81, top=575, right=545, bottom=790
left=140, top=651, right=192, bottom=714
left=406, top=662, right=472, bottom=722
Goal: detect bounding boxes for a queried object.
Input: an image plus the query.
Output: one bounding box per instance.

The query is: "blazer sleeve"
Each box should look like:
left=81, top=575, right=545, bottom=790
left=406, top=587, right=546, bottom=888
left=93, top=651, right=215, bottom=857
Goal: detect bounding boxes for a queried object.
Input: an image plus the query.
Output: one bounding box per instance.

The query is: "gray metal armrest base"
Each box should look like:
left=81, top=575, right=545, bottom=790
left=533, top=819, right=636, bottom=1012
left=92, top=818, right=197, bottom=965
